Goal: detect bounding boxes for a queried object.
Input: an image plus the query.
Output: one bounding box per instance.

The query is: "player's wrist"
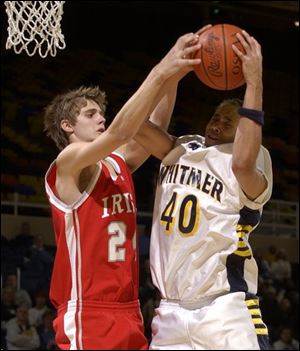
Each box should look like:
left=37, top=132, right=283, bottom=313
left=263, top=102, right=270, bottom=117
left=151, top=65, right=168, bottom=84
left=238, top=107, right=264, bottom=126
left=245, top=79, right=263, bottom=90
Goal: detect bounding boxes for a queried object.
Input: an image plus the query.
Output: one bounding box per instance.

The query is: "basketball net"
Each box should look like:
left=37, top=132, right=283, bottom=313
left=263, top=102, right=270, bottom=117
left=4, top=1, right=66, bottom=58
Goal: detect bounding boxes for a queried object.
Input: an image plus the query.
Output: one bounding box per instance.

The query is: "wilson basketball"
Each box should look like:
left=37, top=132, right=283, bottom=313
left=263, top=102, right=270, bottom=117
left=194, top=24, right=246, bottom=90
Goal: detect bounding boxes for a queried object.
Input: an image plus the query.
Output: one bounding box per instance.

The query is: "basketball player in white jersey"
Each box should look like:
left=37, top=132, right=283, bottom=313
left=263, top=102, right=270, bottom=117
left=134, top=30, right=273, bottom=349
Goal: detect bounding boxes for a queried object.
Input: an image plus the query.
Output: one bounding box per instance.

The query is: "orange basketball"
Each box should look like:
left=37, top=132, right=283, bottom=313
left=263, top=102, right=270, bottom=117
left=193, top=24, right=246, bottom=90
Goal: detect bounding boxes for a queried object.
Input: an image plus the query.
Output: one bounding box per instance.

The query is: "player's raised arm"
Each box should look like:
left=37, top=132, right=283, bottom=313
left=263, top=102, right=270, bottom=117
left=128, top=25, right=212, bottom=168
left=55, top=32, right=202, bottom=174
left=231, top=30, right=267, bottom=200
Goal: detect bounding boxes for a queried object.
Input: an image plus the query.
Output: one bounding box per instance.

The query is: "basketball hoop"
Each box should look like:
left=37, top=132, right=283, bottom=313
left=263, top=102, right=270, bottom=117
left=4, top=1, right=66, bottom=58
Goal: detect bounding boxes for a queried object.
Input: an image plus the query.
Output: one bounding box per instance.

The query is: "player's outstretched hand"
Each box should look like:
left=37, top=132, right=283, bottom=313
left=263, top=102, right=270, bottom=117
left=157, top=25, right=212, bottom=79
left=232, top=30, right=262, bottom=86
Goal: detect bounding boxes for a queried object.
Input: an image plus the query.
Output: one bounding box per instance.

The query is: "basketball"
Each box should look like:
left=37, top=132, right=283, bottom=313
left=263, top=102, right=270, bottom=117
left=193, top=24, right=246, bottom=90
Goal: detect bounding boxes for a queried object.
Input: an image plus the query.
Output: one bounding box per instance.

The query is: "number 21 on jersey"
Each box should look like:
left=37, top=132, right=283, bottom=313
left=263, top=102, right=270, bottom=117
left=160, top=191, right=200, bottom=237
left=107, top=221, right=137, bottom=262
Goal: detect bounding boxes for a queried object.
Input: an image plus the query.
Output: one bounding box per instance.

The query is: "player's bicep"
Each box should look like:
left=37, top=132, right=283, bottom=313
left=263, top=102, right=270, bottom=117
left=235, top=146, right=272, bottom=205
left=57, top=130, right=122, bottom=174
left=235, top=169, right=268, bottom=201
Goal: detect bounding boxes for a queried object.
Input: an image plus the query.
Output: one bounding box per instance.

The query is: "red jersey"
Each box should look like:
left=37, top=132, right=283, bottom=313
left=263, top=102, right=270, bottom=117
left=45, top=152, right=139, bottom=308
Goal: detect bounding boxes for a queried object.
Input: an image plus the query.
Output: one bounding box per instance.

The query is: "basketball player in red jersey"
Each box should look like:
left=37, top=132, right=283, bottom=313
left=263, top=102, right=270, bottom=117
left=43, top=26, right=211, bottom=350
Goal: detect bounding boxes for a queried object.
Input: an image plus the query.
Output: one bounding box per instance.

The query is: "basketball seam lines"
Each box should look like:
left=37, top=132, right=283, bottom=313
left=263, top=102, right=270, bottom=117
left=222, top=24, right=228, bottom=90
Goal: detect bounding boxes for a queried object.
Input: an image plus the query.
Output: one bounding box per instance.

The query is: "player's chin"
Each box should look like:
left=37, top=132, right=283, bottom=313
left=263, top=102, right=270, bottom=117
left=205, top=136, right=220, bottom=147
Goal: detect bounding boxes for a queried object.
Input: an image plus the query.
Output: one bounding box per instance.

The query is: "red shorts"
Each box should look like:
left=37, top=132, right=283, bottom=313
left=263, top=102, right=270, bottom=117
left=53, top=300, right=148, bottom=350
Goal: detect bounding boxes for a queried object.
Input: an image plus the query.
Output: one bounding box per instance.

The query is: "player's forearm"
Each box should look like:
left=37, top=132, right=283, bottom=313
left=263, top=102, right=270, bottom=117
left=148, top=75, right=181, bottom=131
left=134, top=120, right=176, bottom=160
left=232, top=82, right=263, bottom=170
left=243, top=80, right=263, bottom=110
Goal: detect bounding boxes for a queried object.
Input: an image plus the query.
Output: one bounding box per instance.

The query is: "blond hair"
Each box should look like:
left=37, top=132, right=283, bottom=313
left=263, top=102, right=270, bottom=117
left=44, top=86, right=107, bottom=150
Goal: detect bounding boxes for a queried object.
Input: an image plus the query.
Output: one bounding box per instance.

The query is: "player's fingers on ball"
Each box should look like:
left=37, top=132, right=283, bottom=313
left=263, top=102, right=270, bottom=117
left=189, top=35, right=200, bottom=44
left=232, top=44, right=243, bottom=58
left=236, top=32, right=250, bottom=52
left=251, top=37, right=261, bottom=51
left=185, top=43, right=201, bottom=56
left=241, top=29, right=252, bottom=41
left=177, top=33, right=193, bottom=46
left=248, top=36, right=261, bottom=56
left=187, top=57, right=201, bottom=66
left=184, top=33, right=199, bottom=46
left=196, top=24, right=212, bottom=35
left=182, top=33, right=195, bottom=42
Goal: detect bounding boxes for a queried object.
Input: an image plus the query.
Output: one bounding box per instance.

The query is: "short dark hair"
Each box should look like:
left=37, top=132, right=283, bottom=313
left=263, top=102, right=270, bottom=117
left=217, top=98, right=243, bottom=110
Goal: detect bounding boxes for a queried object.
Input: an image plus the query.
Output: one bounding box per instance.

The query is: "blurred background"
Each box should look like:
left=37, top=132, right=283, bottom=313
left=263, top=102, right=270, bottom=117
left=1, top=1, right=299, bottom=349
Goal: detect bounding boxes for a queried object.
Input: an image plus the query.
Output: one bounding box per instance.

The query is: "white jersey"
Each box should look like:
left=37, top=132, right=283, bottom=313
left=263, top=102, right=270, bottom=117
left=150, top=135, right=273, bottom=301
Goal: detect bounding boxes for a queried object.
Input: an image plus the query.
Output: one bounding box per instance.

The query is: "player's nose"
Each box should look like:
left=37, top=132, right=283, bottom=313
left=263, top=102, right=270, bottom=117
left=97, top=114, right=106, bottom=124
left=211, top=125, right=221, bottom=134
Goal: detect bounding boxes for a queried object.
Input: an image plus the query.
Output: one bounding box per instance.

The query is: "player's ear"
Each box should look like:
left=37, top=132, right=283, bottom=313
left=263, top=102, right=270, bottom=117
left=61, top=119, right=74, bottom=133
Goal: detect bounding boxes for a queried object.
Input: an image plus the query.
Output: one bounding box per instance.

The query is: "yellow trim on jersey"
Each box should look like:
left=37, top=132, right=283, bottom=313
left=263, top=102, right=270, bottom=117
left=252, top=318, right=264, bottom=325
left=245, top=299, right=259, bottom=307
left=236, top=224, right=253, bottom=233
left=237, top=240, right=247, bottom=248
left=234, top=249, right=251, bottom=257
left=255, top=328, right=268, bottom=335
left=249, top=308, right=261, bottom=316
left=235, top=224, right=253, bottom=257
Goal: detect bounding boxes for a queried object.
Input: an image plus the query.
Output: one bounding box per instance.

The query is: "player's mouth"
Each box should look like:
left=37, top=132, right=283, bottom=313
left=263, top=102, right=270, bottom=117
left=97, top=126, right=105, bottom=133
left=206, top=134, right=219, bottom=142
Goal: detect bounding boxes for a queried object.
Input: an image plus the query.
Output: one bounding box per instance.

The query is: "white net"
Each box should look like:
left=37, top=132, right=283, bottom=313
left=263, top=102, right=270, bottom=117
left=4, top=1, right=66, bottom=58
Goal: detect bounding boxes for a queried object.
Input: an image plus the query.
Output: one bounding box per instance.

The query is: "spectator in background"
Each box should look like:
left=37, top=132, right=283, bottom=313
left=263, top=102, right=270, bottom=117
left=22, top=235, right=54, bottom=295
left=1, top=287, right=18, bottom=349
left=281, top=279, right=299, bottom=306
left=36, top=310, right=57, bottom=350
left=254, top=248, right=271, bottom=279
left=1, top=286, right=18, bottom=327
left=273, top=326, right=299, bottom=350
left=260, top=285, right=281, bottom=342
left=28, top=235, right=53, bottom=287
left=264, top=244, right=278, bottom=265
left=11, top=222, right=34, bottom=254
left=4, top=272, right=32, bottom=308
left=278, top=277, right=299, bottom=338
left=277, top=298, right=299, bottom=339
left=28, top=291, right=50, bottom=327
left=5, top=304, right=40, bottom=350
left=270, top=249, right=292, bottom=287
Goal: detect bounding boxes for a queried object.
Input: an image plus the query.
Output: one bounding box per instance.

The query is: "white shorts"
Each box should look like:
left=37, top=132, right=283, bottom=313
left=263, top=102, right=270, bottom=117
left=150, top=292, right=270, bottom=350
